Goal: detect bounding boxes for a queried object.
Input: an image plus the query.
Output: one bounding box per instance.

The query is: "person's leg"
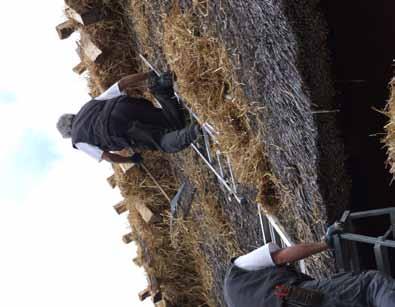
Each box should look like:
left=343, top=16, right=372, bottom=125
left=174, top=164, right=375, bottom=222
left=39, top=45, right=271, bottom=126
left=153, top=92, right=186, bottom=130
left=300, top=271, right=395, bottom=307
left=299, top=272, right=371, bottom=307
left=158, top=124, right=200, bottom=153
left=364, top=271, right=395, bottom=307
left=149, top=73, right=186, bottom=130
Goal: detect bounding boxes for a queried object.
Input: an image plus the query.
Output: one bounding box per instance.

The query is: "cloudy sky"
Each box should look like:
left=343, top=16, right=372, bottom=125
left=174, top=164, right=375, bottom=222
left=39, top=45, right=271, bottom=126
left=0, top=1, right=151, bottom=306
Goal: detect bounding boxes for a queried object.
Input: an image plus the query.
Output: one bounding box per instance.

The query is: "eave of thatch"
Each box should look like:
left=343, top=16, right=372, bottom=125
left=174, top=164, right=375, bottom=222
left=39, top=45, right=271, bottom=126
left=384, top=78, right=395, bottom=178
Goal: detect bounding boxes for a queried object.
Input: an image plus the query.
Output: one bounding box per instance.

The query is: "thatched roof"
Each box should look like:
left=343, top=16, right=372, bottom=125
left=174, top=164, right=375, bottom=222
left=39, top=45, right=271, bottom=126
left=384, top=78, right=395, bottom=177
left=61, top=0, right=353, bottom=305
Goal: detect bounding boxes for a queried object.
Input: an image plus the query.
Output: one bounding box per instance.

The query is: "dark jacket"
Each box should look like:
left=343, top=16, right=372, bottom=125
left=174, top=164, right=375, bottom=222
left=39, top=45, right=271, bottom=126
left=72, top=90, right=185, bottom=152
left=71, top=96, right=132, bottom=151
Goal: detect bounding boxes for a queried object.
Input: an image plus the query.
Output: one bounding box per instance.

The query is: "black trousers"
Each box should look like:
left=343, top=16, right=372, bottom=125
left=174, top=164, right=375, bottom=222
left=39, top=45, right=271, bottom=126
left=110, top=98, right=195, bottom=153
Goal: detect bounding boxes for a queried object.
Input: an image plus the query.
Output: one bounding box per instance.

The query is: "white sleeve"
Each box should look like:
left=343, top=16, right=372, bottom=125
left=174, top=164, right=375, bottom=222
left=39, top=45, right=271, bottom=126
left=234, top=242, right=281, bottom=271
left=75, top=143, right=104, bottom=162
left=95, top=82, right=126, bottom=101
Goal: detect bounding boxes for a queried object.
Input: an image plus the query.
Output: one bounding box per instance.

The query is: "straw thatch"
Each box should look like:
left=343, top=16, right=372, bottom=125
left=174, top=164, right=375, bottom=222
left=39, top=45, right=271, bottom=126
left=113, top=152, right=212, bottom=306
left=384, top=78, right=395, bottom=177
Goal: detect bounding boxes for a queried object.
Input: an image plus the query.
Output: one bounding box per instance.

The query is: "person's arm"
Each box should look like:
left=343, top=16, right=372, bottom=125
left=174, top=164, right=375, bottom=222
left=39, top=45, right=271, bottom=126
left=75, top=143, right=104, bottom=162
left=271, top=242, right=329, bottom=266
left=102, top=151, right=142, bottom=164
left=95, top=72, right=152, bottom=101
left=118, top=72, right=152, bottom=92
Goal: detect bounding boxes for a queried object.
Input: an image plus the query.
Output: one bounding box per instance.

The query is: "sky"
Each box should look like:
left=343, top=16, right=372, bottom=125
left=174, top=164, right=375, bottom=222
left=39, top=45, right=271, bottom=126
left=0, top=1, right=151, bottom=306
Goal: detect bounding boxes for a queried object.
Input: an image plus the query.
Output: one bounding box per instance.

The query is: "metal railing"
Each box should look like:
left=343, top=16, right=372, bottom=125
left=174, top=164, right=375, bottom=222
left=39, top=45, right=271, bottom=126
left=333, top=208, right=395, bottom=277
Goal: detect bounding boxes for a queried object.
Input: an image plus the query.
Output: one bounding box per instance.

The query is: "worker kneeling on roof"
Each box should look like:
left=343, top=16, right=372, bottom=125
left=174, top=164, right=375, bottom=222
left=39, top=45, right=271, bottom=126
left=224, top=222, right=395, bottom=307
left=56, top=71, right=200, bottom=164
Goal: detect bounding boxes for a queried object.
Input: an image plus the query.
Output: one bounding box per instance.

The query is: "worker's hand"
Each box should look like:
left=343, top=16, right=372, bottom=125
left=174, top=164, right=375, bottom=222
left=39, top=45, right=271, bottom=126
left=129, top=153, right=143, bottom=164
left=324, top=222, right=344, bottom=249
left=148, top=71, right=174, bottom=93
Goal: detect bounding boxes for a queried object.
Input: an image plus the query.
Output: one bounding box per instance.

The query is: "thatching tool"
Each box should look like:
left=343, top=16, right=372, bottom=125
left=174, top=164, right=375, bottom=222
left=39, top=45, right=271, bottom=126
left=127, top=148, right=171, bottom=202
left=139, top=54, right=160, bottom=76
left=190, top=142, right=247, bottom=205
left=140, top=162, right=171, bottom=203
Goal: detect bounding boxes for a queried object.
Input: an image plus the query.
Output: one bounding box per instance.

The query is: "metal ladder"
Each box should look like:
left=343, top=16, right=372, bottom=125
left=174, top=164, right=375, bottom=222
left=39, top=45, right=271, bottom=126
left=333, top=208, right=395, bottom=277
left=139, top=54, right=306, bottom=273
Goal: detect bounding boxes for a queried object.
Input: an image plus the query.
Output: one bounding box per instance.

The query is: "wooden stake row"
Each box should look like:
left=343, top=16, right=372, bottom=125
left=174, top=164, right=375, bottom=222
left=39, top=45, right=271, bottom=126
left=55, top=3, right=108, bottom=74
left=56, top=2, right=169, bottom=304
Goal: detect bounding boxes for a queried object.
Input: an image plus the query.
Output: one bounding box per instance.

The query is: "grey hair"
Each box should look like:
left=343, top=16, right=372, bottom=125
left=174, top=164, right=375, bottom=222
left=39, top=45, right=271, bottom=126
left=56, top=113, right=75, bottom=138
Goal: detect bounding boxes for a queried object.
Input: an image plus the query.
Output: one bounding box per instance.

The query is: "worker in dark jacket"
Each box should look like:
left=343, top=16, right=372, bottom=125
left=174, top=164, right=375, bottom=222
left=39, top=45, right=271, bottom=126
left=56, top=71, right=200, bottom=164
left=224, top=223, right=395, bottom=307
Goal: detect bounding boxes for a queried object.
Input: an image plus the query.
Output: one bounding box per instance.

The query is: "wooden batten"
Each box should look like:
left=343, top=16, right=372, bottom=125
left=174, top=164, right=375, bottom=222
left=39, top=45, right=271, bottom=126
left=113, top=200, right=128, bottom=215
left=135, top=202, right=159, bottom=224
left=138, top=288, right=151, bottom=301
left=65, top=6, right=106, bottom=26
left=72, top=62, right=87, bottom=75
left=106, top=174, right=117, bottom=189
left=79, top=31, right=103, bottom=63
left=122, top=232, right=134, bottom=244
left=56, top=20, right=75, bottom=39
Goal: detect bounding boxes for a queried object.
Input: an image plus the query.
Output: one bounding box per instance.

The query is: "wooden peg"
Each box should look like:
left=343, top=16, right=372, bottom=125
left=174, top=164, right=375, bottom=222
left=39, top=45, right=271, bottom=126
left=56, top=20, right=75, bottom=39
left=138, top=288, right=151, bottom=301
left=72, top=62, right=86, bottom=75
left=122, top=232, right=134, bottom=244
left=106, top=174, right=116, bottom=188
left=113, top=201, right=128, bottom=215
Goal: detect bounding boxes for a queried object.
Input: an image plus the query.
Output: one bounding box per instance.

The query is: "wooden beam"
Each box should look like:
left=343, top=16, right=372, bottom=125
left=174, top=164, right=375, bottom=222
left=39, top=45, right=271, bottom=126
left=122, top=232, right=134, bottom=244
left=106, top=174, right=117, bottom=189
left=72, top=62, right=86, bottom=75
left=80, top=31, right=103, bottom=63
left=135, top=202, right=159, bottom=224
left=113, top=200, right=128, bottom=215
left=66, top=6, right=106, bottom=26
left=56, top=20, right=75, bottom=39
left=138, top=288, right=151, bottom=301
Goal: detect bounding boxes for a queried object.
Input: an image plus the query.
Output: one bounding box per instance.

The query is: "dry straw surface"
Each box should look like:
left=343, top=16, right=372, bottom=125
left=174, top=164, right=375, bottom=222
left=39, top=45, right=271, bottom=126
left=162, top=5, right=274, bottom=207
left=112, top=151, right=218, bottom=306
left=172, top=149, right=242, bottom=306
